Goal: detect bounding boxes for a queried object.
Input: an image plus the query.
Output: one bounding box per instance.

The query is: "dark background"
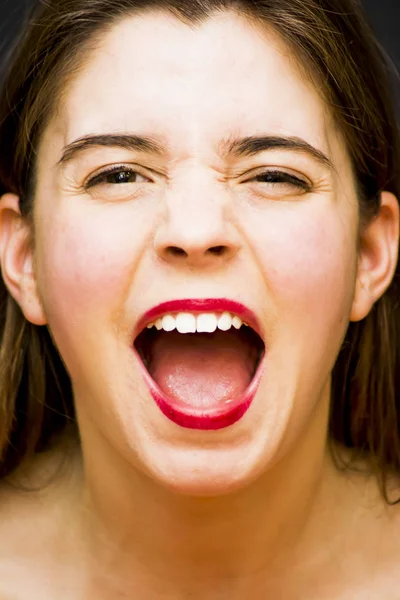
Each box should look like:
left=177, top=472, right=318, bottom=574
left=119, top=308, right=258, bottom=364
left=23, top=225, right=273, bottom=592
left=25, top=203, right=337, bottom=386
left=362, top=0, right=400, bottom=67
left=0, top=0, right=399, bottom=74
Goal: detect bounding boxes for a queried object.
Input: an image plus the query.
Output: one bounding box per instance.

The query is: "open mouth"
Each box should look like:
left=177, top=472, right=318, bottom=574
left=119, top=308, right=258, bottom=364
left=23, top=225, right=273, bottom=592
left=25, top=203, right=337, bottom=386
left=134, top=314, right=265, bottom=429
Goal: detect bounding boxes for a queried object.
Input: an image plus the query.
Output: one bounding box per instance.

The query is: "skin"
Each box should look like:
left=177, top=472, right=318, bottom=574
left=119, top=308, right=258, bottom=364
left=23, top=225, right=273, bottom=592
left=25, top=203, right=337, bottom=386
left=0, top=10, right=399, bottom=599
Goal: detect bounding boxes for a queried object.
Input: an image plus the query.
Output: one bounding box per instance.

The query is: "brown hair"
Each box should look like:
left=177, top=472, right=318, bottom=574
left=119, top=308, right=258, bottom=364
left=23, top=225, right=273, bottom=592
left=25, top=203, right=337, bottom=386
left=0, top=0, right=399, bottom=499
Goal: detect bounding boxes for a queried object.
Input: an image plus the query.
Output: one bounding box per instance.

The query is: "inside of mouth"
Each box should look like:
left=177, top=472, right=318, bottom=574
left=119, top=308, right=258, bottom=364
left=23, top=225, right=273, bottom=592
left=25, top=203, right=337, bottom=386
left=134, top=326, right=265, bottom=409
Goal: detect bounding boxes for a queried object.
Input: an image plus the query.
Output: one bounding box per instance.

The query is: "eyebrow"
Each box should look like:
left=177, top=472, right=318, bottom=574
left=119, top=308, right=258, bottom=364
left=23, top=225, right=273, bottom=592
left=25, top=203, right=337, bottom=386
left=57, top=134, right=168, bottom=165
left=57, top=132, right=334, bottom=171
left=220, top=134, right=335, bottom=171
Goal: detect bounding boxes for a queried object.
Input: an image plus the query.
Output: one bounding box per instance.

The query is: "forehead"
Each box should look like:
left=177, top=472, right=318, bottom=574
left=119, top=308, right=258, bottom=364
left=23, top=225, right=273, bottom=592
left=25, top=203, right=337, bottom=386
left=47, top=10, right=338, bottom=160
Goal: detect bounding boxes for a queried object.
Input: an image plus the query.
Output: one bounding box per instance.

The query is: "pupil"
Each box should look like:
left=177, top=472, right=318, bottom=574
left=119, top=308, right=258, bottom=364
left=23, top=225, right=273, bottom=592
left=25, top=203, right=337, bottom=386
left=111, top=171, right=133, bottom=184
left=256, top=173, right=278, bottom=182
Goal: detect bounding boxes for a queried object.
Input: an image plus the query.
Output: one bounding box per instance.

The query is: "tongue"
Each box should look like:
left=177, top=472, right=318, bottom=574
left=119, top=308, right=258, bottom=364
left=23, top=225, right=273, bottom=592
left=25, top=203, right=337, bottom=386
left=149, top=330, right=257, bottom=409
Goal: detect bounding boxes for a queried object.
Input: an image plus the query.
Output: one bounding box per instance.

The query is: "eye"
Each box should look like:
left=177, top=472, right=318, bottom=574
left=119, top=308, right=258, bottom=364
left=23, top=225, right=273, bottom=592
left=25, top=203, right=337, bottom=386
left=85, top=166, right=152, bottom=189
left=245, top=169, right=311, bottom=192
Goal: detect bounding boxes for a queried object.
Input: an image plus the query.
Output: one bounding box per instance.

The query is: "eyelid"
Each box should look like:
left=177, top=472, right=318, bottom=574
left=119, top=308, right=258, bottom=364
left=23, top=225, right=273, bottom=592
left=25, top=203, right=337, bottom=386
left=242, top=166, right=309, bottom=183
left=240, top=168, right=312, bottom=191
left=84, top=164, right=154, bottom=188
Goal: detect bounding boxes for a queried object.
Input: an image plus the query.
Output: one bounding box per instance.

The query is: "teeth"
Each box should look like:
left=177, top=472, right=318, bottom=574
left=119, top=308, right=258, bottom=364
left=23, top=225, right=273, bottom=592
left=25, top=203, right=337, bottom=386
left=176, top=312, right=196, bottom=333
left=196, top=313, right=218, bottom=333
left=161, top=314, right=176, bottom=332
left=145, top=312, right=246, bottom=334
left=217, top=311, right=232, bottom=331
left=232, top=315, right=243, bottom=329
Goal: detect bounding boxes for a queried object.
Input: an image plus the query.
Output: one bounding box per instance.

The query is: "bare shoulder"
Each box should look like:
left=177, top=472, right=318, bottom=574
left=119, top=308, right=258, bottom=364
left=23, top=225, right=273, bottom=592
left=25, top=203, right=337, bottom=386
left=0, top=431, right=83, bottom=599
left=333, top=460, right=400, bottom=597
left=290, top=450, right=400, bottom=599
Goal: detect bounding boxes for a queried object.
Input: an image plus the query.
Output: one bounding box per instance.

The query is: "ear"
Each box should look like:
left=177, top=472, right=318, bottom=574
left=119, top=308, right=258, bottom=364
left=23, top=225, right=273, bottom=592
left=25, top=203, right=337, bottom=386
left=350, top=191, right=400, bottom=322
left=0, top=193, right=47, bottom=325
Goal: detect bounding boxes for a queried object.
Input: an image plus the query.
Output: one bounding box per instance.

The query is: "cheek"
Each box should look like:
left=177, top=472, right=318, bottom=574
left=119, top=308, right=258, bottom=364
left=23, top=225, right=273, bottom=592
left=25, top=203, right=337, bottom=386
left=250, top=203, right=358, bottom=323
left=35, top=206, right=146, bottom=342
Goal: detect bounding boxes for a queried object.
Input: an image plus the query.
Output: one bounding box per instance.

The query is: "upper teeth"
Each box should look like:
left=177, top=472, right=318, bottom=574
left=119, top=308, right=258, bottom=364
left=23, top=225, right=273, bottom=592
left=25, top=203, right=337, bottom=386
left=146, top=311, right=246, bottom=334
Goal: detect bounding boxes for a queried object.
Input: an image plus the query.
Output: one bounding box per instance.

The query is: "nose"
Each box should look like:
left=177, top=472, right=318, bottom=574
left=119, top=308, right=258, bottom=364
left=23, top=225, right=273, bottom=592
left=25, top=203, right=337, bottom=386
left=153, top=177, right=241, bottom=268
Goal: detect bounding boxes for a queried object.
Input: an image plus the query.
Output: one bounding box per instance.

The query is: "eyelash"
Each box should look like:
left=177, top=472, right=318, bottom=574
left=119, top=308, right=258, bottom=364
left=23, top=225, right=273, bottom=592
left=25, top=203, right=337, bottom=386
left=85, top=165, right=150, bottom=189
left=85, top=165, right=310, bottom=191
left=245, top=169, right=310, bottom=191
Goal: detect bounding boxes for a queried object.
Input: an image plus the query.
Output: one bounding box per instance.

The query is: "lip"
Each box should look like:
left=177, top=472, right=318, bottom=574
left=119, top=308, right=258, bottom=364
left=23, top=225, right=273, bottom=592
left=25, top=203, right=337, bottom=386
left=133, top=298, right=265, bottom=431
left=135, top=298, right=263, bottom=339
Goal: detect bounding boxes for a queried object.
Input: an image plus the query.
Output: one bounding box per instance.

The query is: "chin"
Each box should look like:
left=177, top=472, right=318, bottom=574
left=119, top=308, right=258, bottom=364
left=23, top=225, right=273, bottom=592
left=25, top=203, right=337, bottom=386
left=139, top=441, right=270, bottom=498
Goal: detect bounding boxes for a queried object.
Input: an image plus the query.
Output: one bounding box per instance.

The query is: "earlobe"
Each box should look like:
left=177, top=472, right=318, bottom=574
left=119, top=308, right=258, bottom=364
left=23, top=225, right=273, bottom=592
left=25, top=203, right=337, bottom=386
left=350, top=191, right=400, bottom=322
left=0, top=193, right=47, bottom=326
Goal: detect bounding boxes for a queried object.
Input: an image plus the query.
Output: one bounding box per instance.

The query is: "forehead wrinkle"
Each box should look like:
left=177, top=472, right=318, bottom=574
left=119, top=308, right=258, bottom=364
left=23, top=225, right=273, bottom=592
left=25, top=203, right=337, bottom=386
left=39, top=12, right=349, bottom=182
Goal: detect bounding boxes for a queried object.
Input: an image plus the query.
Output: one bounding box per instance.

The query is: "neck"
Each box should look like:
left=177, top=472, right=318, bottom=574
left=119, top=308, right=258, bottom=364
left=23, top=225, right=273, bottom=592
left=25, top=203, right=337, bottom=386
left=69, top=391, right=348, bottom=597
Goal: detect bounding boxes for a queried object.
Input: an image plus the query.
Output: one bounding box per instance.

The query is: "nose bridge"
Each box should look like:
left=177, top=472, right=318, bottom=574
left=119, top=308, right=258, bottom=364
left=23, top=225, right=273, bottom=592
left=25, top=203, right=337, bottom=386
left=153, top=167, right=240, bottom=265
left=169, top=173, right=226, bottom=233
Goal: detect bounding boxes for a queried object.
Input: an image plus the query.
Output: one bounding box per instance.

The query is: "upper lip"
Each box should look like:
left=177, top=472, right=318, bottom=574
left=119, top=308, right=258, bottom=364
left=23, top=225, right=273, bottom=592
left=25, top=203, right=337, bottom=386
left=135, top=298, right=263, bottom=340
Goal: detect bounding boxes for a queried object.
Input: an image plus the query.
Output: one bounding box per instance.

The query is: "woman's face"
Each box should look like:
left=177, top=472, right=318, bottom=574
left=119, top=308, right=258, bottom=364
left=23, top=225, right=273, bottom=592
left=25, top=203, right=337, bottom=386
left=32, top=11, right=361, bottom=494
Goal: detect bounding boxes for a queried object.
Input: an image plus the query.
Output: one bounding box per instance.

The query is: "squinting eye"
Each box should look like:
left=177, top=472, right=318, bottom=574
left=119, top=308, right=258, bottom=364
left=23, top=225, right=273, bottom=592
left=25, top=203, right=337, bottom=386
left=85, top=167, right=151, bottom=189
left=248, top=170, right=310, bottom=191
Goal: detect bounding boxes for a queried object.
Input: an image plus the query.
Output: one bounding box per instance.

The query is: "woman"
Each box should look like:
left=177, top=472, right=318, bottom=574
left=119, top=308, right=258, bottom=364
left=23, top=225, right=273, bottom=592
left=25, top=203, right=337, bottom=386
left=0, top=0, right=399, bottom=596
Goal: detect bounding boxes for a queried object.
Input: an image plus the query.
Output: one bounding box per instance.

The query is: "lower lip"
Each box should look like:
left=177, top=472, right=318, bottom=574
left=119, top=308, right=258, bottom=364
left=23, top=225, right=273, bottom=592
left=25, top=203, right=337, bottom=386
left=134, top=350, right=265, bottom=430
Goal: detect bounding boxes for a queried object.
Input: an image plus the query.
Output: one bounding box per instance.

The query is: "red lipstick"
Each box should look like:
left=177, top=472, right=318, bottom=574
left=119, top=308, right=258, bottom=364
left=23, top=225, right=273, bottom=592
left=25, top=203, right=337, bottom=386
left=133, top=298, right=265, bottom=431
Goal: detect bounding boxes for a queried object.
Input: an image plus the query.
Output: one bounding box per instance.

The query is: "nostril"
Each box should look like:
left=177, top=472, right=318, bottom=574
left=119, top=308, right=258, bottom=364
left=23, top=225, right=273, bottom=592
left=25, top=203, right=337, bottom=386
left=166, top=245, right=227, bottom=258
left=168, top=246, right=188, bottom=257
left=208, top=245, right=226, bottom=256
